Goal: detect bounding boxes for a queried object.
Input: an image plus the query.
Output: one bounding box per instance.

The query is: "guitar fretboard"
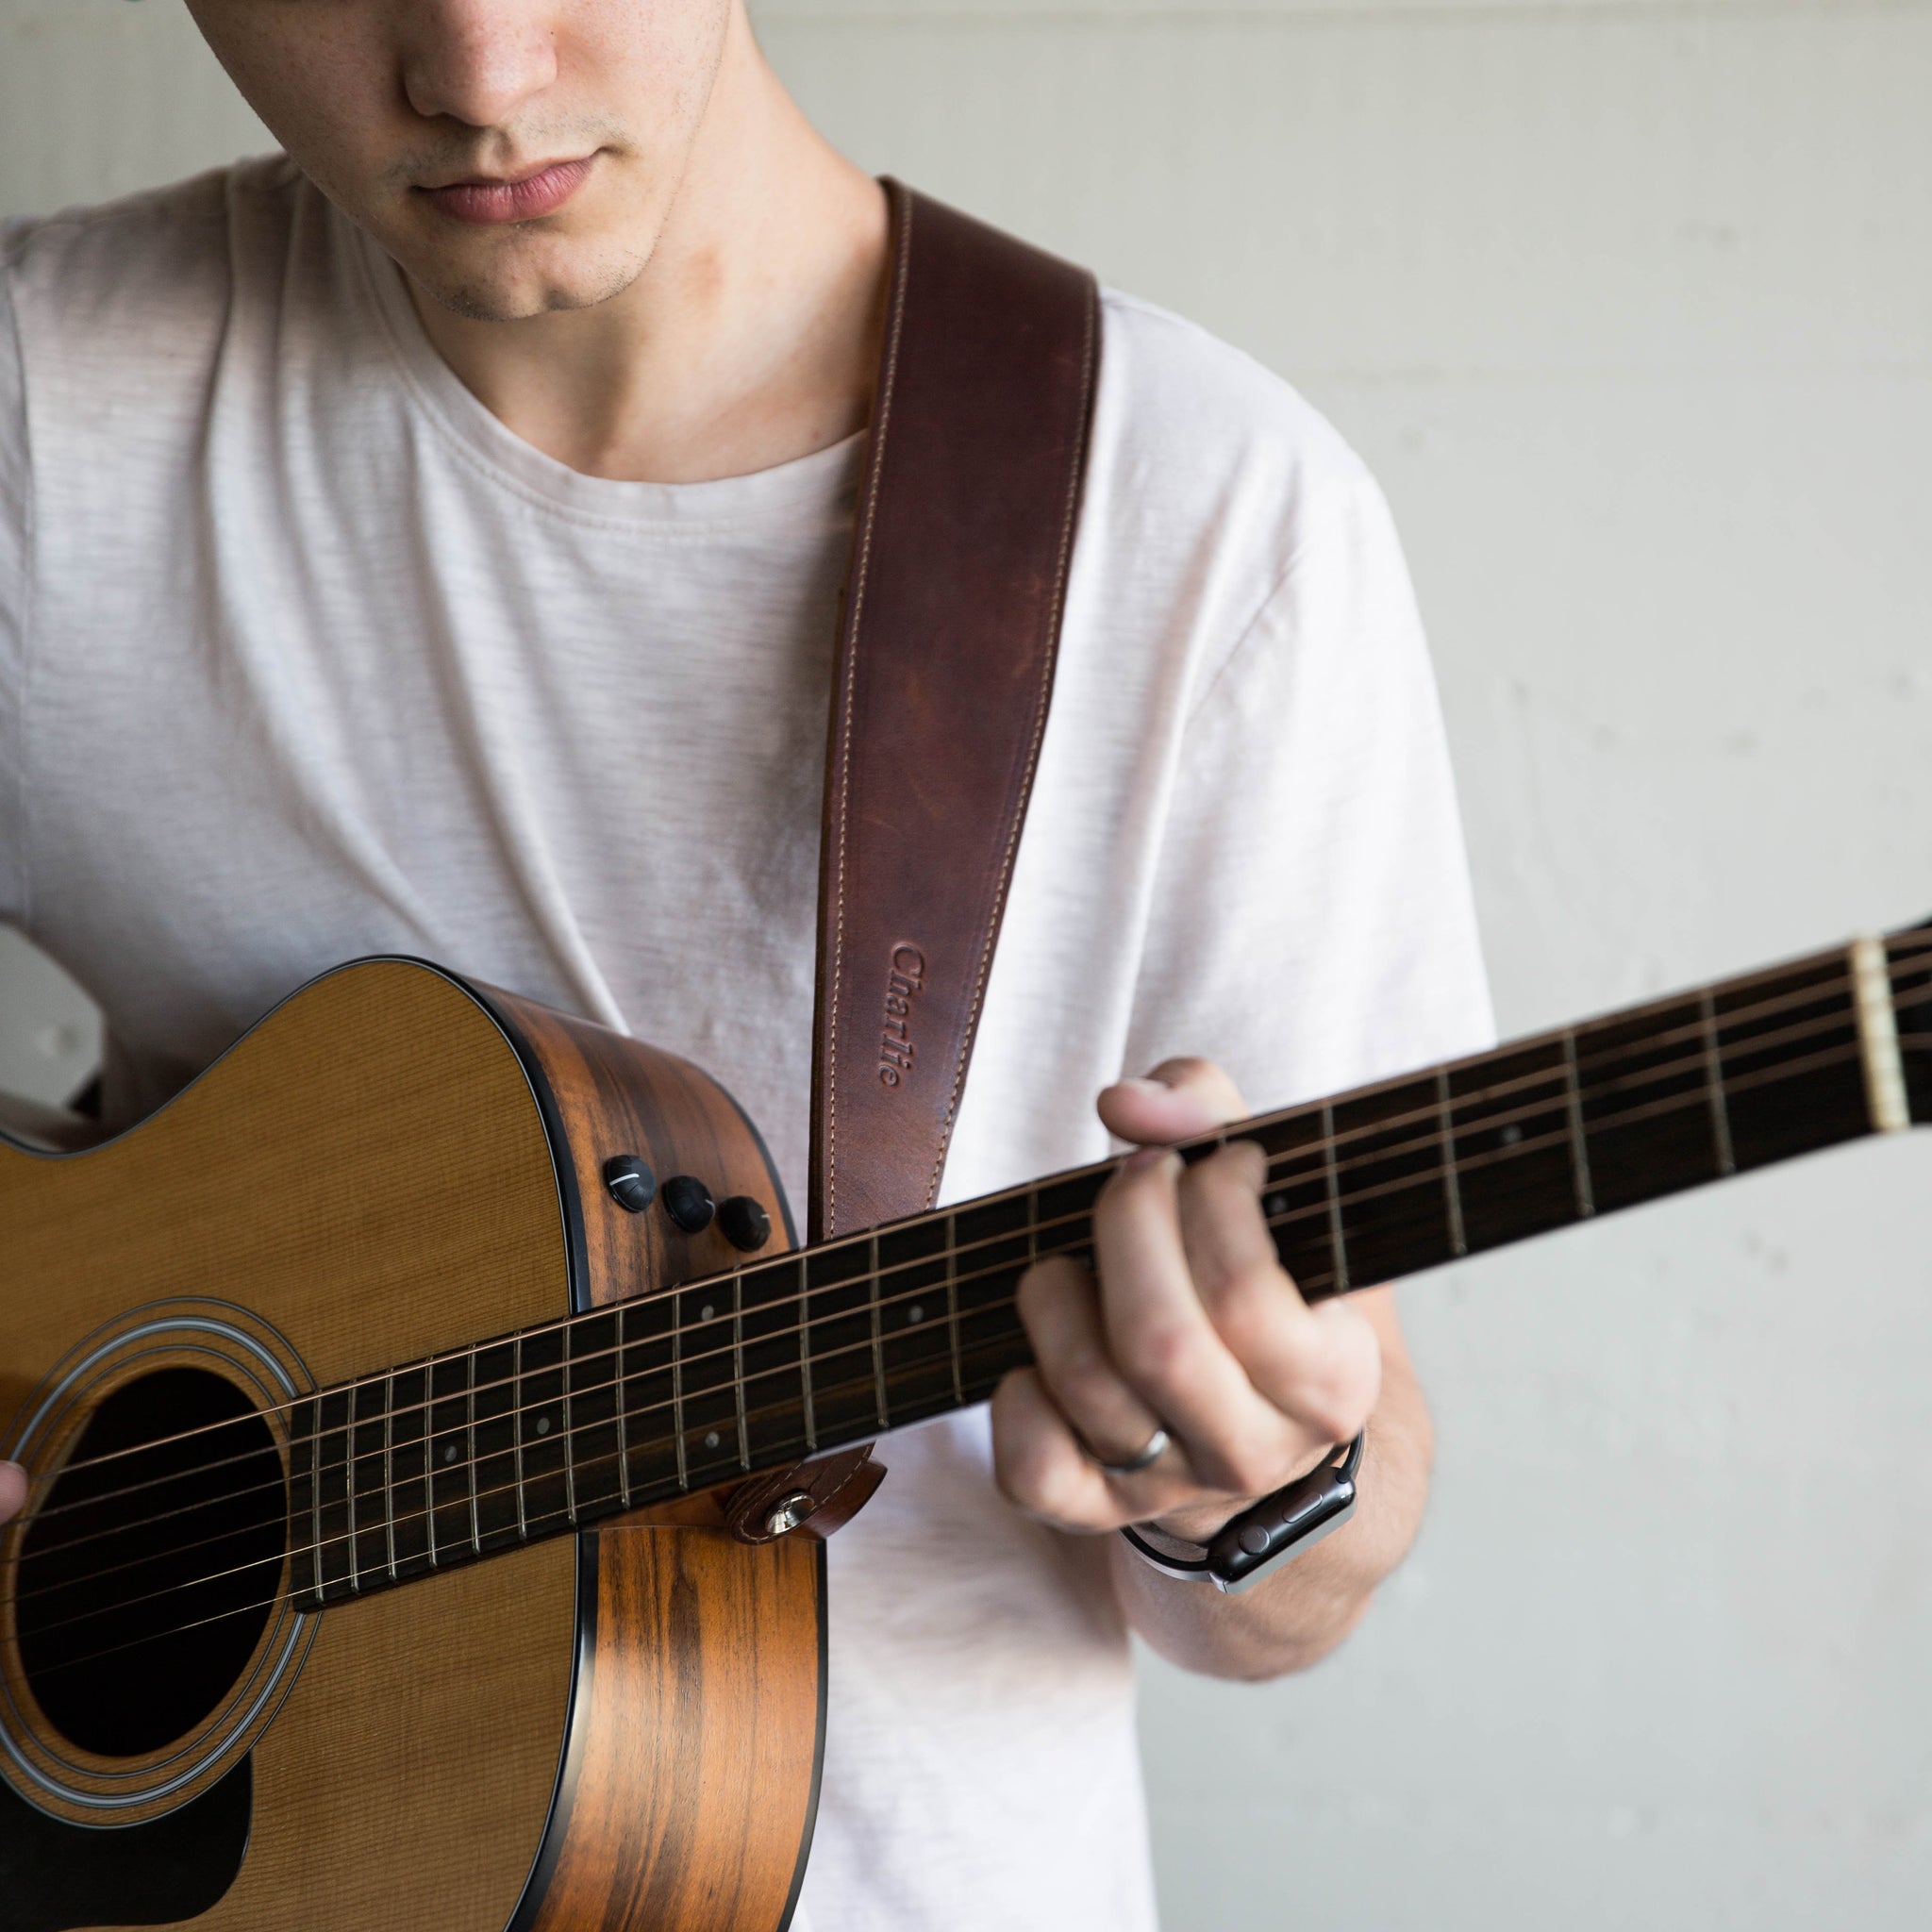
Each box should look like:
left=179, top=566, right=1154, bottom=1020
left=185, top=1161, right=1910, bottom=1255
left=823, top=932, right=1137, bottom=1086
left=289, top=926, right=1932, bottom=1610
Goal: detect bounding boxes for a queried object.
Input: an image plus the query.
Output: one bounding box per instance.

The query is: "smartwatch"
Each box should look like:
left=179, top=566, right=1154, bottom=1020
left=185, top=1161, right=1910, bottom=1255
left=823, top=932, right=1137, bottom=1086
left=1119, top=1432, right=1365, bottom=1596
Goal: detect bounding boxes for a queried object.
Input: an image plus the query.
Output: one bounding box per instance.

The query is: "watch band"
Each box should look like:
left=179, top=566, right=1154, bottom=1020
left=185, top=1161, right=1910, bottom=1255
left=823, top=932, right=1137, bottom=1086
left=1119, top=1432, right=1365, bottom=1596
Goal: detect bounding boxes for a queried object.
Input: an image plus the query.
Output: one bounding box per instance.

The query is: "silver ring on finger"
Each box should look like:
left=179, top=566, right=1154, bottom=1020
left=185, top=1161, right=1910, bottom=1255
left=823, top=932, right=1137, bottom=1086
left=1079, top=1424, right=1171, bottom=1479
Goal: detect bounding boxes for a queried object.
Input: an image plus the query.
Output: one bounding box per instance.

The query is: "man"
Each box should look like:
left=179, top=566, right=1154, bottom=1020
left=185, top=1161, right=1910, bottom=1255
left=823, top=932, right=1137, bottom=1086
left=0, top=3, right=1491, bottom=1925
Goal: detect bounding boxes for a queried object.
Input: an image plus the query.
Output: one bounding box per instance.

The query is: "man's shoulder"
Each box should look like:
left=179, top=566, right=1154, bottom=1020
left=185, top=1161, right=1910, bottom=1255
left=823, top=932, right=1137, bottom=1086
left=6, top=154, right=304, bottom=281
left=1083, top=290, right=1400, bottom=648
left=4, top=157, right=310, bottom=370
left=1095, top=290, right=1375, bottom=511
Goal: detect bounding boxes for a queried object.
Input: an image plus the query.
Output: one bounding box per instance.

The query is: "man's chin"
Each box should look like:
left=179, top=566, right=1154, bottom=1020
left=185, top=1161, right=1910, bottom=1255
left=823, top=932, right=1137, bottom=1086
left=391, top=225, right=647, bottom=325
left=415, top=276, right=586, bottom=325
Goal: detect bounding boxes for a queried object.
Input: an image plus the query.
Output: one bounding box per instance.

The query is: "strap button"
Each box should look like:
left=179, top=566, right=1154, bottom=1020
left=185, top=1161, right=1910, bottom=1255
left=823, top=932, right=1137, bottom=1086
left=764, top=1491, right=817, bottom=1537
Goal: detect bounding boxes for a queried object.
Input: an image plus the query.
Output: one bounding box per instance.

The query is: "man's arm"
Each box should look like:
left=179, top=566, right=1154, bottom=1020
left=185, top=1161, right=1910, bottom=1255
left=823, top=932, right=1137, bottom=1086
left=992, top=1057, right=1433, bottom=1681
left=0, top=1461, right=24, bottom=1524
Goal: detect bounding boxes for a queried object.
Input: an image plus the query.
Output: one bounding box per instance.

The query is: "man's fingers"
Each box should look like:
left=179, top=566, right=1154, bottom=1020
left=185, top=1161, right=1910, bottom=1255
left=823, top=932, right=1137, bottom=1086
left=993, top=1054, right=1384, bottom=1536
left=990, top=1365, right=1208, bottom=1533
left=1090, top=1147, right=1308, bottom=1499
left=1018, top=1255, right=1172, bottom=1468
left=1177, top=1142, right=1382, bottom=1445
left=990, top=1367, right=1116, bottom=1530
left=1096, top=1057, right=1247, bottom=1147
left=0, top=1461, right=26, bottom=1526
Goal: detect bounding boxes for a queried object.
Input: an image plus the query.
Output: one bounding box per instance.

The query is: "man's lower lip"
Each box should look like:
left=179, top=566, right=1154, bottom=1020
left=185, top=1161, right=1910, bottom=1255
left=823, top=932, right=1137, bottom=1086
left=425, top=158, right=593, bottom=225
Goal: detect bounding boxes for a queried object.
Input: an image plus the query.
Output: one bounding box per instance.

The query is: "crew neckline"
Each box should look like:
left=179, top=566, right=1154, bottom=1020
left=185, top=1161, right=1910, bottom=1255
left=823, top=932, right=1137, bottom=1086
left=351, top=214, right=867, bottom=530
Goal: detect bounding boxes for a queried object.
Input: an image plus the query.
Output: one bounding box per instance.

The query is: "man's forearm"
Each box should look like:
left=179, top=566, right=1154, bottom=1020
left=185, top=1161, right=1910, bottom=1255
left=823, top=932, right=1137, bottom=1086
left=1107, top=1324, right=1433, bottom=1681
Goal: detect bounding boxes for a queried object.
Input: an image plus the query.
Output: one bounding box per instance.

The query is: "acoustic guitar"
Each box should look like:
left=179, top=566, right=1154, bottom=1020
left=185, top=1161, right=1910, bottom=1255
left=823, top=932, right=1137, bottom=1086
left=3, top=932, right=1928, bottom=1930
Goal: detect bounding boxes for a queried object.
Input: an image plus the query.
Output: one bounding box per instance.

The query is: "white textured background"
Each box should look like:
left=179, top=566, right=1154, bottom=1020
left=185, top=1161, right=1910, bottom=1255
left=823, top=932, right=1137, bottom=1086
left=4, top=2, right=1932, bottom=1925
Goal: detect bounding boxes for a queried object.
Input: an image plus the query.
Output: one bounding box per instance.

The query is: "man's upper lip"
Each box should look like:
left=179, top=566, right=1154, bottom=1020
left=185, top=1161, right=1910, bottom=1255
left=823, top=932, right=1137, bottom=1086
left=421, top=158, right=589, bottom=192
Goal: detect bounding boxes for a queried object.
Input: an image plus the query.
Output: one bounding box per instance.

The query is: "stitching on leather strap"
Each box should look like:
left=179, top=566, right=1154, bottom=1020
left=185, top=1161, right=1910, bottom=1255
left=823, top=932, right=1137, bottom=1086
left=923, top=280, right=1101, bottom=1210
left=824, top=182, right=915, bottom=1239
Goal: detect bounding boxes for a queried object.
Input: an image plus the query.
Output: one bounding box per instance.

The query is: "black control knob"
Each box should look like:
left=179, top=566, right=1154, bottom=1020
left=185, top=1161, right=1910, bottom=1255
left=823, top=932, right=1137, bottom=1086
left=659, top=1174, right=716, bottom=1234
left=602, top=1155, right=655, bottom=1214
left=717, top=1195, right=773, bottom=1253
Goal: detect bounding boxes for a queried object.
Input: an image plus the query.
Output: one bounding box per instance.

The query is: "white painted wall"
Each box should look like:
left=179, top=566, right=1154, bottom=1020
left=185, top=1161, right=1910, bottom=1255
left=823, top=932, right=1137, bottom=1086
left=4, top=3, right=1931, bottom=1925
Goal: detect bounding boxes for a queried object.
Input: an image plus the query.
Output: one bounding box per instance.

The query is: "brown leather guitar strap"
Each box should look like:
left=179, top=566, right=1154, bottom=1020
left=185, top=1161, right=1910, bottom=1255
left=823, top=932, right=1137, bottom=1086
left=724, top=180, right=1100, bottom=1543
left=813, top=179, right=1100, bottom=1241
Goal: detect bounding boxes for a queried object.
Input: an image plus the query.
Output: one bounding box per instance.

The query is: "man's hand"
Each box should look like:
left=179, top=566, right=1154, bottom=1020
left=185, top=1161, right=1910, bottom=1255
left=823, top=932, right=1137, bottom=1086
left=0, top=1461, right=25, bottom=1526
left=991, top=1058, right=1432, bottom=1679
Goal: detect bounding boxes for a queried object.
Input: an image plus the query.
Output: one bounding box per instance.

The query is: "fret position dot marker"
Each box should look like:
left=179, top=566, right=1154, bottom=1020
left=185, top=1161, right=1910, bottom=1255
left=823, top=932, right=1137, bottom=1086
left=535, top=1417, right=550, bottom=1435
left=1500, top=1124, right=1523, bottom=1146
left=704, top=1431, right=720, bottom=1450
left=700, top=1304, right=715, bottom=1322
left=908, top=1304, right=924, bottom=1325
left=443, top=1445, right=457, bottom=1463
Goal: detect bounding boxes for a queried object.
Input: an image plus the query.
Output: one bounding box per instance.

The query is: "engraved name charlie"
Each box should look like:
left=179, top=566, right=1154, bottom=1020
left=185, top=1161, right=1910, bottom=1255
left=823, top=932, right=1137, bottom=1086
left=877, top=944, right=924, bottom=1088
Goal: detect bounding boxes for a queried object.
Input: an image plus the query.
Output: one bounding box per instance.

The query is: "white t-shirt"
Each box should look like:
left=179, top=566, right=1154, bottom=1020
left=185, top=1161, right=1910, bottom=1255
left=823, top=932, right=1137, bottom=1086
left=0, top=158, right=1493, bottom=1930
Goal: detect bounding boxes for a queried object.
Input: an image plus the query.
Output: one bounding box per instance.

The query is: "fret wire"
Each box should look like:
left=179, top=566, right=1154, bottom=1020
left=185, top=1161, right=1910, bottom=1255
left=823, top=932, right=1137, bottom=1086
left=614, top=1306, right=632, bottom=1509
left=946, top=1208, right=964, bottom=1410
left=383, top=1372, right=397, bottom=1584
left=344, top=1390, right=358, bottom=1597
left=1701, top=988, right=1737, bottom=1176
left=511, top=1335, right=526, bottom=1542
left=798, top=1255, right=818, bottom=1453
left=415, top=1375, right=434, bottom=1568
left=467, top=1353, right=483, bottom=1555
left=562, top=1330, right=577, bottom=1524
left=1436, top=1070, right=1468, bottom=1257
left=672, top=1292, right=690, bottom=1491
left=870, top=1231, right=888, bottom=1431
left=288, top=1411, right=305, bottom=1602
left=733, top=1265, right=751, bottom=1472
left=424, top=1376, right=439, bottom=1570
left=1562, top=1030, right=1595, bottom=1219
left=308, top=1399, right=323, bottom=1601
left=1322, top=1101, right=1349, bottom=1293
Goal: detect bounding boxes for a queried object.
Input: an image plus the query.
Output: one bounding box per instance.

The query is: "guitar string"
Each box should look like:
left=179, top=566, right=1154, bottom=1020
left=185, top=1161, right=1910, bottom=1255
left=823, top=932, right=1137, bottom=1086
left=10, top=990, right=1906, bottom=1614
left=15, top=942, right=1901, bottom=1499
left=2, top=1008, right=1886, bottom=1685
left=16, top=943, right=1900, bottom=1508
left=0, top=1028, right=1882, bottom=1641
left=0, top=1032, right=1890, bottom=1677
left=8, top=966, right=1904, bottom=1561
left=5, top=972, right=1882, bottom=1559
left=13, top=979, right=1876, bottom=1576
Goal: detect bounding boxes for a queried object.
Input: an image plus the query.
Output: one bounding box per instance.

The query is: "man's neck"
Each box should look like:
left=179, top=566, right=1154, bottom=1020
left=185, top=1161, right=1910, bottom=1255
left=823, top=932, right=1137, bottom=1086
left=404, top=20, right=888, bottom=486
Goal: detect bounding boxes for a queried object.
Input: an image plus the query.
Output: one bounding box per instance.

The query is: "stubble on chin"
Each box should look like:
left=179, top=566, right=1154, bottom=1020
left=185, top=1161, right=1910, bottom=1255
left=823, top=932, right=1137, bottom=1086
left=409, top=241, right=649, bottom=325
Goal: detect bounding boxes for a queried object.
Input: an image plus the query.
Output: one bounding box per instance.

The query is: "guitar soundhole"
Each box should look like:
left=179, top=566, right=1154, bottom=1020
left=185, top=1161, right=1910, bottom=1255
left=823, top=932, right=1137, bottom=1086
left=15, top=1367, right=286, bottom=1759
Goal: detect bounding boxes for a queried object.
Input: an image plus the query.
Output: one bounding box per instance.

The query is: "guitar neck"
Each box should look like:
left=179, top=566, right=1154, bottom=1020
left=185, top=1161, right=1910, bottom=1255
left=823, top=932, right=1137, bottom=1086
left=291, top=924, right=1932, bottom=1610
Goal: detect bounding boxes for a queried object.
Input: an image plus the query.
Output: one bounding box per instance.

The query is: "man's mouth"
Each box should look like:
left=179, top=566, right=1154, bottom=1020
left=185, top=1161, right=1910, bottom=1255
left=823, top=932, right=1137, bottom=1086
left=420, top=157, right=595, bottom=226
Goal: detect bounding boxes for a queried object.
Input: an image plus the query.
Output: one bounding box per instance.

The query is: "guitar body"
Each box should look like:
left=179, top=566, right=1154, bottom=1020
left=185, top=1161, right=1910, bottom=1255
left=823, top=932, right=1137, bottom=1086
left=0, top=959, right=823, bottom=1932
